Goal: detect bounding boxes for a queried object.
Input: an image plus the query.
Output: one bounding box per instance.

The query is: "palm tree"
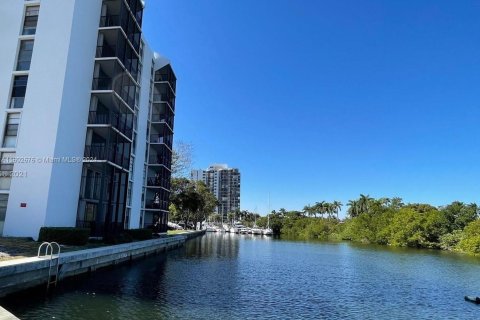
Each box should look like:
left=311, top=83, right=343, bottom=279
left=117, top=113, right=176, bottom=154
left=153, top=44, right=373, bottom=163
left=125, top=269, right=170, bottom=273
left=227, top=212, right=235, bottom=224
left=347, top=200, right=359, bottom=218
left=324, top=202, right=332, bottom=219
left=378, top=197, right=391, bottom=208
left=358, top=194, right=373, bottom=214
left=313, top=201, right=324, bottom=218
left=390, top=197, right=404, bottom=209
left=332, top=201, right=342, bottom=219
left=303, top=205, right=313, bottom=218
left=322, top=201, right=329, bottom=218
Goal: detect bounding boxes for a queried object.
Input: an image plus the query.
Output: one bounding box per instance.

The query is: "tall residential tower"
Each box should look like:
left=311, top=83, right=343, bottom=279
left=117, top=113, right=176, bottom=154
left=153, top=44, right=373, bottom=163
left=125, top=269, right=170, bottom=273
left=0, top=0, right=176, bottom=238
left=191, top=164, right=240, bottom=218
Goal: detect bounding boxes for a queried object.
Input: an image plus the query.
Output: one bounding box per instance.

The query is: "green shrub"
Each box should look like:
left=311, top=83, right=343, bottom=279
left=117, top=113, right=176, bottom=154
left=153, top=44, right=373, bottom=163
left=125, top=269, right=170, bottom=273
left=439, top=230, right=463, bottom=251
left=38, top=227, right=90, bottom=246
left=457, top=220, right=480, bottom=255
left=124, top=228, right=153, bottom=240
left=104, top=232, right=133, bottom=244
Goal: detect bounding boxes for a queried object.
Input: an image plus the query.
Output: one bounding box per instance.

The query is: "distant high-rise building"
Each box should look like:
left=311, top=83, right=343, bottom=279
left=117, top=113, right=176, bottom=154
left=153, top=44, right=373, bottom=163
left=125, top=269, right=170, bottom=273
left=191, top=164, right=240, bottom=217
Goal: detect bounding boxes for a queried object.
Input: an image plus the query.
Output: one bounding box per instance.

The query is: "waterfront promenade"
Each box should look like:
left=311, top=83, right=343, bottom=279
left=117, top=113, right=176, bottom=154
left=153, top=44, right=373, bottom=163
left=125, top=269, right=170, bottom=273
left=0, top=230, right=205, bottom=298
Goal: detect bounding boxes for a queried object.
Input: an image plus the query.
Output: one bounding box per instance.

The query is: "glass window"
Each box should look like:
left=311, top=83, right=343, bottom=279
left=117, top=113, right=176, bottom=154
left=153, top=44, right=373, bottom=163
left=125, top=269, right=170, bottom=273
left=10, top=75, right=28, bottom=109
left=16, top=40, right=34, bottom=71
left=0, top=194, right=9, bottom=226
left=2, top=113, right=21, bottom=148
left=0, top=153, right=14, bottom=191
left=22, top=6, right=40, bottom=35
left=85, top=203, right=97, bottom=221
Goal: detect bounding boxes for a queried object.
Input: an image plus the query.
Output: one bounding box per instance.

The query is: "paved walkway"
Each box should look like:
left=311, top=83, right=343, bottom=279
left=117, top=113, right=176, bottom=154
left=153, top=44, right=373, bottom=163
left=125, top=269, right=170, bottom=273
left=0, top=306, right=18, bottom=320
left=0, top=237, right=104, bottom=262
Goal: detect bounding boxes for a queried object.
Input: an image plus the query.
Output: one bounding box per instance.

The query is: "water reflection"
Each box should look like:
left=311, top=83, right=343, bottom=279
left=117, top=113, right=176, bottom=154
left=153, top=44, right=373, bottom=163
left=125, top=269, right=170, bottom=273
left=183, top=232, right=240, bottom=259
left=1, top=234, right=480, bottom=319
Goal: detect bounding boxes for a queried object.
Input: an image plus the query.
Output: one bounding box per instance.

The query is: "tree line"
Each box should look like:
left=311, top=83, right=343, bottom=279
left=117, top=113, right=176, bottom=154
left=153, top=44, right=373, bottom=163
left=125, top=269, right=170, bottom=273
left=262, top=195, right=480, bottom=255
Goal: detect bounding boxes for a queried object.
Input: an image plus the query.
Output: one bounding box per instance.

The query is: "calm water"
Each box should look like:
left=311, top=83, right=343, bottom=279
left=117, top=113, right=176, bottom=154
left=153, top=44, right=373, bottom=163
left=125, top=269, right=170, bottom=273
left=2, top=233, right=480, bottom=319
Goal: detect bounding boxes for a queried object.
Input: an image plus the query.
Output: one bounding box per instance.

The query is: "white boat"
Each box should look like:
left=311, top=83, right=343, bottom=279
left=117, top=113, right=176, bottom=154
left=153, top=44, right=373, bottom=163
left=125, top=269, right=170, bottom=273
left=205, top=226, right=216, bottom=232
left=262, top=228, right=273, bottom=236
left=251, top=225, right=262, bottom=235
left=230, top=223, right=245, bottom=234
left=262, top=214, right=273, bottom=236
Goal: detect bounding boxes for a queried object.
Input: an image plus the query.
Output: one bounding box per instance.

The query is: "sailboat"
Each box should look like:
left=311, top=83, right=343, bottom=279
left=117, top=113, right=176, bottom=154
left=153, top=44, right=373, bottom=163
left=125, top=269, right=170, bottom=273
left=251, top=213, right=262, bottom=235
left=262, top=214, right=273, bottom=236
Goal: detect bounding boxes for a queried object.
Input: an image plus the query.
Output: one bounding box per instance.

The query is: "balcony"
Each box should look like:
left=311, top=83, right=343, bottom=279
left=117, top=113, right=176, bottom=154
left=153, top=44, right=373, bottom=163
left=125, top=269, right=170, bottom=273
left=144, top=199, right=169, bottom=211
left=88, top=111, right=133, bottom=138
left=96, top=44, right=116, bottom=58
left=84, top=145, right=129, bottom=169
left=147, top=177, right=170, bottom=189
left=149, top=134, right=172, bottom=146
left=152, top=94, right=175, bottom=111
left=148, top=154, right=171, bottom=169
left=92, top=77, right=112, bottom=91
left=151, top=113, right=174, bottom=128
left=92, top=76, right=136, bottom=110
left=99, top=15, right=120, bottom=28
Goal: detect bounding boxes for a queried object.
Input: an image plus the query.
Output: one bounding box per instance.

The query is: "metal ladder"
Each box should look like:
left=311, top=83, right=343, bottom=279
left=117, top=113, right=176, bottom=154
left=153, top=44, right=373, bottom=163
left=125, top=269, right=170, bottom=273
left=37, top=242, right=61, bottom=290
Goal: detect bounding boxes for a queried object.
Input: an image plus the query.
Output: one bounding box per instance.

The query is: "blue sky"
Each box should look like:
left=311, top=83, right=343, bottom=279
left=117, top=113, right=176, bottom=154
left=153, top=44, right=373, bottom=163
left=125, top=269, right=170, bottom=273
left=143, top=0, right=480, bottom=217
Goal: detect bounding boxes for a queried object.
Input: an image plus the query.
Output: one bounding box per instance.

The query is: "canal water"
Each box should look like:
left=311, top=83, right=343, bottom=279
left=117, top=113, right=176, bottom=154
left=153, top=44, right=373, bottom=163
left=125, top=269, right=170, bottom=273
left=2, top=233, right=480, bottom=319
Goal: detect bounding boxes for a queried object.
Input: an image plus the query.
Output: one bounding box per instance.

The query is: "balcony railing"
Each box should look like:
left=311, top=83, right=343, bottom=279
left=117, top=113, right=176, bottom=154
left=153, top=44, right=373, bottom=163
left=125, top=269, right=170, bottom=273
left=147, top=177, right=170, bottom=188
left=152, top=94, right=175, bottom=110
left=92, top=77, right=112, bottom=91
left=150, top=134, right=172, bottom=146
left=88, top=111, right=133, bottom=138
left=96, top=44, right=116, bottom=58
left=145, top=200, right=169, bottom=210
left=148, top=155, right=171, bottom=168
left=154, top=75, right=176, bottom=91
left=151, top=114, right=174, bottom=128
left=84, top=145, right=129, bottom=169
left=99, top=15, right=120, bottom=28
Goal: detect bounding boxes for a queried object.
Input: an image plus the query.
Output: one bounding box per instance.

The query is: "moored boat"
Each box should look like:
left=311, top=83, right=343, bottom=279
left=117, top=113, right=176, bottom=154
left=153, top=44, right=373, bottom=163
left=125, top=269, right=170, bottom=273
left=262, top=228, right=273, bottom=236
left=251, top=226, right=262, bottom=235
left=464, top=296, right=480, bottom=304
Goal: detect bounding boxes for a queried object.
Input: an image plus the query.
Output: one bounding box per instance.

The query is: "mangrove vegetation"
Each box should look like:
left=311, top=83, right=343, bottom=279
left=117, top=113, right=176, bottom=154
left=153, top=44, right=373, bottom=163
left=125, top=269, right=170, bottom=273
left=256, top=195, right=480, bottom=255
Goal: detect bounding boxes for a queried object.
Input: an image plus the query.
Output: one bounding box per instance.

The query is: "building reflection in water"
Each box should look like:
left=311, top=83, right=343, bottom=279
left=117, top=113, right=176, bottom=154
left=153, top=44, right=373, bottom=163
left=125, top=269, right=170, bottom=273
left=185, top=232, right=240, bottom=259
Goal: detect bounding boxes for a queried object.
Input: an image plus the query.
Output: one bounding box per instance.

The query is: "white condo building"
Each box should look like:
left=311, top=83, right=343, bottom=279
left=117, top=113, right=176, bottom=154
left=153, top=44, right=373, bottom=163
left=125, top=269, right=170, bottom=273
left=191, top=164, right=240, bottom=218
left=0, top=0, right=176, bottom=238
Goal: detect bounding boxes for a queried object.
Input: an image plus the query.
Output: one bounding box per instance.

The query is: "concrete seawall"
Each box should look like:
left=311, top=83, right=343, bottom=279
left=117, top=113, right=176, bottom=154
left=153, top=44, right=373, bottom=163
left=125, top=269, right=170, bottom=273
left=0, top=230, right=205, bottom=298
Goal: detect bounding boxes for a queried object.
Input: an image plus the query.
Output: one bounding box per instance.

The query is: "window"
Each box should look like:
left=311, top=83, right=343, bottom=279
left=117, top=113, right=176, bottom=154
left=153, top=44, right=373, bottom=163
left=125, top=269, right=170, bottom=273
left=10, top=76, right=28, bottom=109
left=16, top=40, right=34, bottom=71
left=84, top=203, right=97, bottom=222
left=2, top=113, right=21, bottom=148
left=22, top=6, right=40, bottom=35
left=0, top=194, right=9, bottom=236
left=0, top=153, right=15, bottom=190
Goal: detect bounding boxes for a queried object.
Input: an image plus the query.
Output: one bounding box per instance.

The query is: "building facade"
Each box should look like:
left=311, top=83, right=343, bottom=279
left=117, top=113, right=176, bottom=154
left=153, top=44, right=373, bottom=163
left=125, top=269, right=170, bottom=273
left=0, top=0, right=176, bottom=238
left=191, top=164, right=240, bottom=218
